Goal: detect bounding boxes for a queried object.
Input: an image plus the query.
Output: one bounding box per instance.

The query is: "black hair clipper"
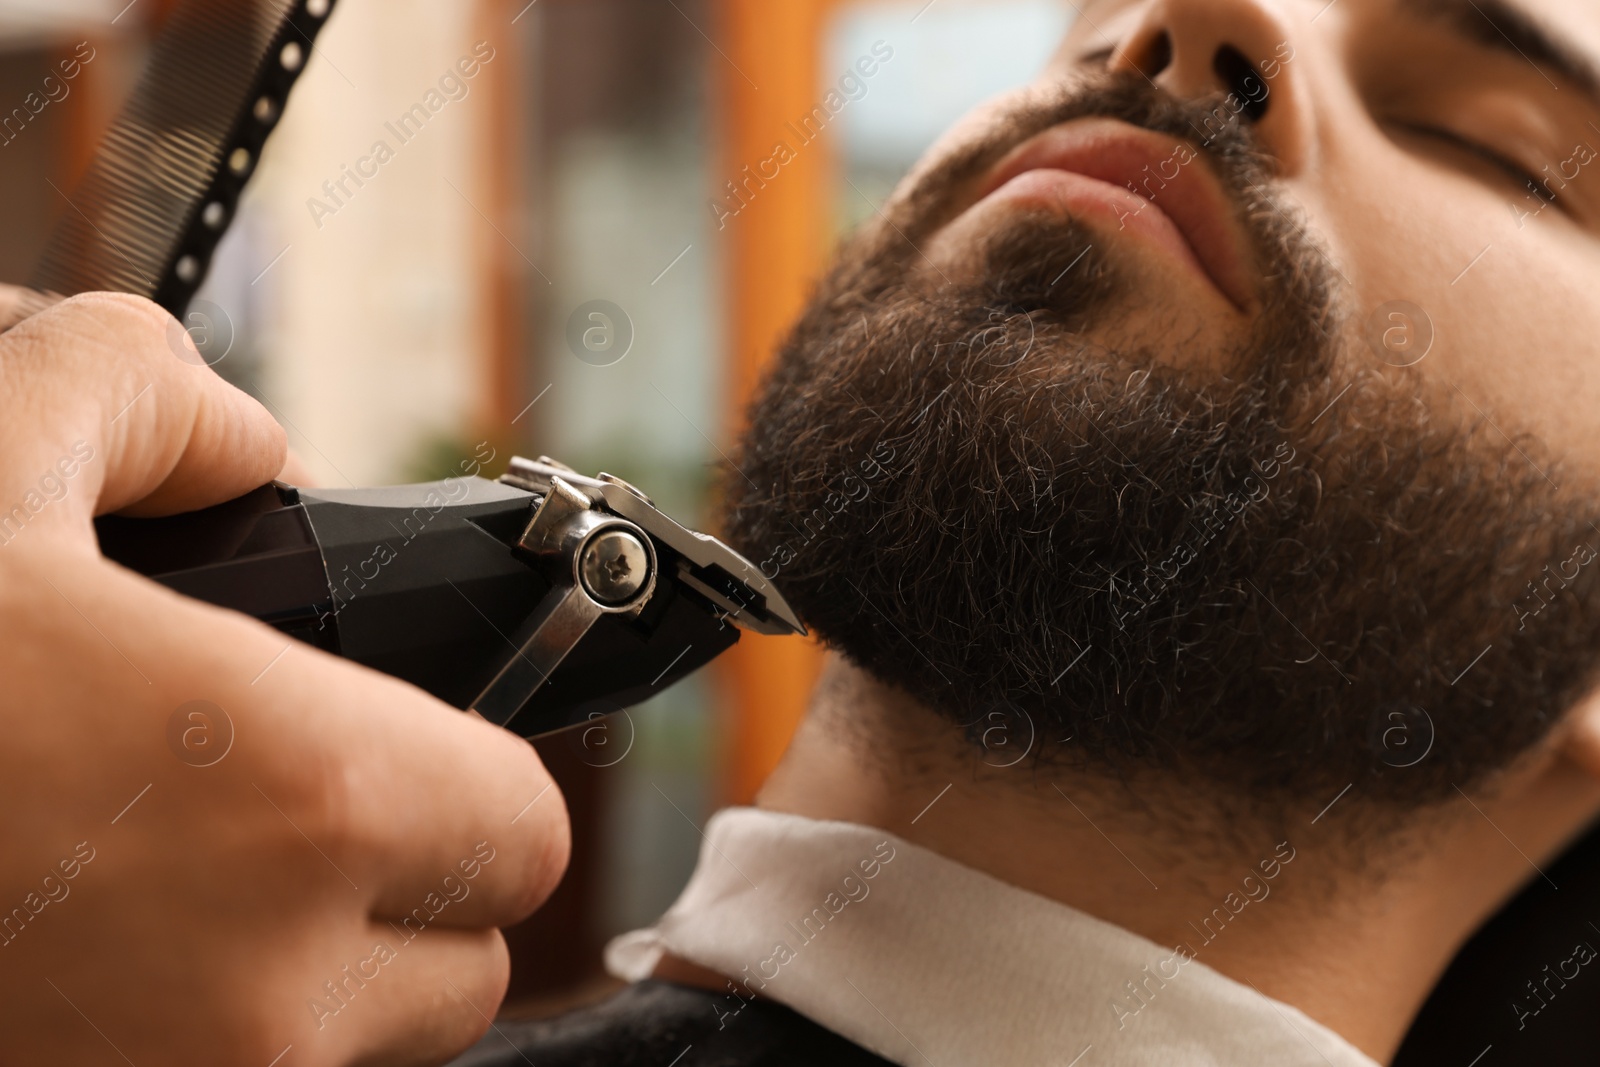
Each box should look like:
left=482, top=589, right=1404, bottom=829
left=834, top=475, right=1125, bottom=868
left=96, top=457, right=802, bottom=737
left=34, top=0, right=802, bottom=738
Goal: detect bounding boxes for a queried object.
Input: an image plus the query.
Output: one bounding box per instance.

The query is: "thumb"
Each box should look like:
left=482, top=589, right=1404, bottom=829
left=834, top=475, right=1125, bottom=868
left=0, top=292, right=285, bottom=543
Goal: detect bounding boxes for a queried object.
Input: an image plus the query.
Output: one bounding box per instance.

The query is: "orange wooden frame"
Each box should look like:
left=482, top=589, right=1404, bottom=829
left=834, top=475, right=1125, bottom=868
left=711, top=0, right=846, bottom=804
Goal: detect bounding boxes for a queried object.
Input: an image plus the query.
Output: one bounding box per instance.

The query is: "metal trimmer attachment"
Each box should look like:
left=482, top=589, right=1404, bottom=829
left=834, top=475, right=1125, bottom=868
left=95, top=457, right=805, bottom=739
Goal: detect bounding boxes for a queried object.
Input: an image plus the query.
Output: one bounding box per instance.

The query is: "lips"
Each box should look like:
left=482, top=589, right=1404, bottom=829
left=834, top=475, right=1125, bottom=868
left=966, top=118, right=1254, bottom=311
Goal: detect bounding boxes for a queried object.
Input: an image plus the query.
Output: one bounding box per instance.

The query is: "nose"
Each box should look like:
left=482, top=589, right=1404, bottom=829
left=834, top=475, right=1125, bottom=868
left=1107, top=0, right=1312, bottom=175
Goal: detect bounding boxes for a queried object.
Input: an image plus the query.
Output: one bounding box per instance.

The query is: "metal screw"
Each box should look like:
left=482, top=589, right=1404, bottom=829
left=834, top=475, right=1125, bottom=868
left=580, top=529, right=650, bottom=604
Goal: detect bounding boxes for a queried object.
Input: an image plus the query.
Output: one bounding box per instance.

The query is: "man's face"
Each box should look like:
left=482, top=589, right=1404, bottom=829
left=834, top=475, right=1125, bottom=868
left=1013, top=0, right=1600, bottom=459
left=722, top=0, right=1600, bottom=820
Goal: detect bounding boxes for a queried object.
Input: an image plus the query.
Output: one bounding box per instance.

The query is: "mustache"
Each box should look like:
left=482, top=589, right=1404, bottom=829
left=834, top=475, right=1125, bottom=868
left=887, top=70, right=1283, bottom=248
left=800, top=67, right=1346, bottom=413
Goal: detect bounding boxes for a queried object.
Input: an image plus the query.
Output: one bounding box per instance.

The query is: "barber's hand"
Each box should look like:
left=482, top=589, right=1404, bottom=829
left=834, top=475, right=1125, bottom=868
left=0, top=291, right=570, bottom=1066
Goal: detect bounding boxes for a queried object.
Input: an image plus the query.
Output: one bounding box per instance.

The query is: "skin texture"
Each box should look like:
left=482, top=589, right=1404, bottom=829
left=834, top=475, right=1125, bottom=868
left=0, top=290, right=570, bottom=1066
left=701, top=0, right=1600, bottom=1063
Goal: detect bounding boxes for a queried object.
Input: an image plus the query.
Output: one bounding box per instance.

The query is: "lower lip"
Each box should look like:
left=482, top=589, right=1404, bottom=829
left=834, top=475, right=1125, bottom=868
left=979, top=168, right=1216, bottom=297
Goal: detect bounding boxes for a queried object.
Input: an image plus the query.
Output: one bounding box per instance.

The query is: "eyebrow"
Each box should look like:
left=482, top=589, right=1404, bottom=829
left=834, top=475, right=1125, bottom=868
left=1399, top=0, right=1600, bottom=104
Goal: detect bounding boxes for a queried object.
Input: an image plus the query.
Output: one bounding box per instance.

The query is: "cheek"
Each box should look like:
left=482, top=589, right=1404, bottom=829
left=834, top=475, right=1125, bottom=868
left=1315, top=146, right=1600, bottom=474
left=1449, top=241, right=1600, bottom=472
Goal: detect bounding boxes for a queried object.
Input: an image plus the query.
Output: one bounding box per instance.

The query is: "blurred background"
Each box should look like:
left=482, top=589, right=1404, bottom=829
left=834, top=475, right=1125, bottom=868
left=0, top=0, right=1069, bottom=1014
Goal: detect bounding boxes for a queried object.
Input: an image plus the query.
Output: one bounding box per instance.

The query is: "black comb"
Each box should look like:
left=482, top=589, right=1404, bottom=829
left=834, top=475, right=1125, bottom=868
left=31, top=0, right=337, bottom=315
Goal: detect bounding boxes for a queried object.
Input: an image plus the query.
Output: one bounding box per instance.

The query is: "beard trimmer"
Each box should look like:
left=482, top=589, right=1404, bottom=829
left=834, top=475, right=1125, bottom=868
left=31, top=0, right=801, bottom=737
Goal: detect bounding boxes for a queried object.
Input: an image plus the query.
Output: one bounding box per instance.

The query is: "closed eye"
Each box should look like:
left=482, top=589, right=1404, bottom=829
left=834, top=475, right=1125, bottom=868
left=1394, top=121, right=1552, bottom=205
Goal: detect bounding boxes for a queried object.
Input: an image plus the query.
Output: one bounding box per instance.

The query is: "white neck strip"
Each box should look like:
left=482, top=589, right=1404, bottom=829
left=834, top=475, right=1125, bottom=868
left=606, top=807, right=1378, bottom=1067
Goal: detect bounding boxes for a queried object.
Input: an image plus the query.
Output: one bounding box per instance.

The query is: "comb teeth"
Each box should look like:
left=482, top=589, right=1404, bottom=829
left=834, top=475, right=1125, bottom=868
left=32, top=0, right=335, bottom=315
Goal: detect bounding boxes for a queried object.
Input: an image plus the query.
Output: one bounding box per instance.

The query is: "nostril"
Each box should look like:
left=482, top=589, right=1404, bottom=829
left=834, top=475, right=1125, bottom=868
left=1212, top=44, right=1270, bottom=121
left=1137, top=31, right=1174, bottom=78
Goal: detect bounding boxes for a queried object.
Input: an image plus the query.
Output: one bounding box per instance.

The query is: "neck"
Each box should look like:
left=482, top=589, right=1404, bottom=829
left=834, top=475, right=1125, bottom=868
left=753, top=655, right=1600, bottom=1064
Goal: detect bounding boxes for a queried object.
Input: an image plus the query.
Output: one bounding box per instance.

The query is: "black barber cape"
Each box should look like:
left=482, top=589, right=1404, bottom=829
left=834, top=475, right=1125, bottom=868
left=451, top=980, right=894, bottom=1067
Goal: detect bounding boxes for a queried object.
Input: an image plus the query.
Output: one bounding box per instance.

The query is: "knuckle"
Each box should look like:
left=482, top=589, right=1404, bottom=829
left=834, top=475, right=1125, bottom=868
left=7, top=292, right=177, bottom=393
left=309, top=752, right=364, bottom=862
left=57, top=291, right=174, bottom=347
left=257, top=732, right=363, bottom=865
left=62, top=289, right=167, bottom=322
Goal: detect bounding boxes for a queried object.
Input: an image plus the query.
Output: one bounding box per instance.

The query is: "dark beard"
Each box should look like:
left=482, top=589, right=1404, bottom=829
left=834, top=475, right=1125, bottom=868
left=721, top=72, right=1600, bottom=814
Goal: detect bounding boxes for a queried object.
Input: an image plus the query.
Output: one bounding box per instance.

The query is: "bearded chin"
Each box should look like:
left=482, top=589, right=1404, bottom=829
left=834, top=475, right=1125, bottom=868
left=723, top=162, right=1600, bottom=827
